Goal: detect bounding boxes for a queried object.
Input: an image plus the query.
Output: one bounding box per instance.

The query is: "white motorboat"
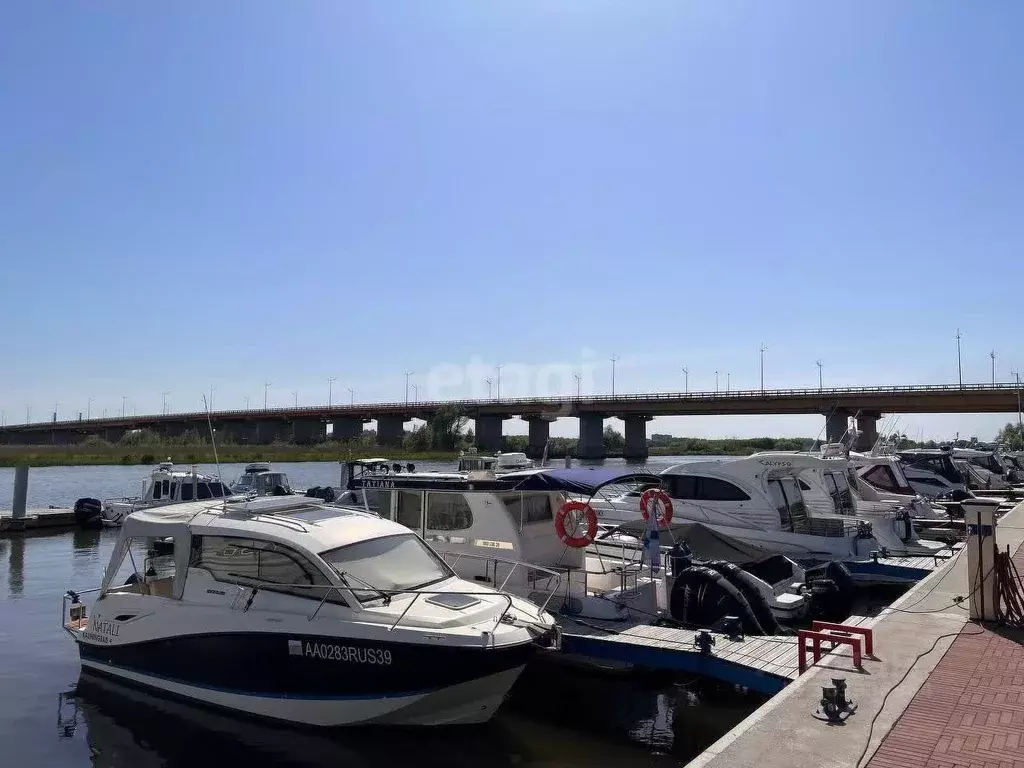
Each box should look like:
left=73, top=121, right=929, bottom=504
left=896, top=448, right=970, bottom=499
left=952, top=448, right=1012, bottom=490
left=229, top=462, right=295, bottom=496
left=339, top=461, right=817, bottom=630
left=457, top=451, right=535, bottom=473
left=62, top=496, right=558, bottom=726
left=74, top=461, right=235, bottom=529
left=848, top=451, right=947, bottom=520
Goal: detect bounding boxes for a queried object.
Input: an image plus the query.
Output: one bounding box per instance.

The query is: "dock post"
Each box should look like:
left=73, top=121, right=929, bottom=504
left=12, top=465, right=28, bottom=519
left=963, top=497, right=1000, bottom=621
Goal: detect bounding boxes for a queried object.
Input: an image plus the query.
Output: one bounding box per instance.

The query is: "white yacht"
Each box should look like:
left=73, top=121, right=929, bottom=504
left=792, top=451, right=948, bottom=556
left=74, top=461, right=235, bottom=529
left=339, top=461, right=817, bottom=630
left=62, top=496, right=558, bottom=726
left=587, top=453, right=941, bottom=584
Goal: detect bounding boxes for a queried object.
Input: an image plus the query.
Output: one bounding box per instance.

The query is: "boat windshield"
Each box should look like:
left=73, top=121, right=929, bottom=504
left=233, top=474, right=255, bottom=490
left=320, top=533, right=453, bottom=602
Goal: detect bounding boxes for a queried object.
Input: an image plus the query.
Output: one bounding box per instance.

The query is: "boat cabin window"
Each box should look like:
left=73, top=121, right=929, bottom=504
left=320, top=533, right=452, bottom=603
left=665, top=475, right=750, bottom=502
left=189, top=535, right=331, bottom=600
left=162, top=479, right=170, bottom=497
left=255, top=473, right=291, bottom=494
left=863, top=465, right=903, bottom=494
left=105, top=537, right=179, bottom=599
left=502, top=493, right=553, bottom=525
left=901, top=455, right=962, bottom=484
left=396, top=491, right=422, bottom=529
left=767, top=476, right=807, bottom=532
left=425, top=492, right=473, bottom=530
left=152, top=482, right=162, bottom=499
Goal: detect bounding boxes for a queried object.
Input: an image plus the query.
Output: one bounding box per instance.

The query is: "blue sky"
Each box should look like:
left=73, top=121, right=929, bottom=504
left=1, top=2, right=1021, bottom=441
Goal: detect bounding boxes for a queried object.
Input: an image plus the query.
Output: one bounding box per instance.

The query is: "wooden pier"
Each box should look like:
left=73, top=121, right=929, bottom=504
left=559, top=615, right=879, bottom=696
left=0, top=507, right=76, bottom=534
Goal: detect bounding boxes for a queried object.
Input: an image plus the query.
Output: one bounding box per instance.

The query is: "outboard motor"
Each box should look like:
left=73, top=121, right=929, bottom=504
left=73, top=498, right=103, bottom=530
left=668, top=542, right=693, bottom=578
left=806, top=562, right=856, bottom=623
left=669, top=566, right=768, bottom=635
left=702, top=560, right=782, bottom=635
left=305, top=486, right=322, bottom=498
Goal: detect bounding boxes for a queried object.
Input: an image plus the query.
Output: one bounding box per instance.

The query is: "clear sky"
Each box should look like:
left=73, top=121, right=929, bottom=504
left=1, top=2, right=1021, bottom=441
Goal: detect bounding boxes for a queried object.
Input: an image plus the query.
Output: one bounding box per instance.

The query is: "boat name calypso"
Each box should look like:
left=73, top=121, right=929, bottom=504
left=290, top=639, right=393, bottom=665
left=757, top=459, right=793, bottom=467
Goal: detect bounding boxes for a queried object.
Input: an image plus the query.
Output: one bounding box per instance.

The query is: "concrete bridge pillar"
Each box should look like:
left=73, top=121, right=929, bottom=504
left=255, top=421, right=280, bottom=445
left=332, top=417, right=365, bottom=441
left=161, top=421, right=188, bottom=439
left=524, top=417, right=555, bottom=459
left=578, top=413, right=606, bottom=460
left=475, top=415, right=505, bottom=453
left=824, top=411, right=852, bottom=443
left=856, top=412, right=881, bottom=452
left=376, top=416, right=406, bottom=448
left=103, top=428, right=126, bottom=444
left=221, top=421, right=252, bottom=444
left=292, top=419, right=326, bottom=445
left=623, top=415, right=652, bottom=460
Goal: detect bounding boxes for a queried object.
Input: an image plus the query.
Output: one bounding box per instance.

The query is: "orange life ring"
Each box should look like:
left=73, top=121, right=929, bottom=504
left=640, top=488, right=674, bottom=526
left=555, top=500, right=598, bottom=548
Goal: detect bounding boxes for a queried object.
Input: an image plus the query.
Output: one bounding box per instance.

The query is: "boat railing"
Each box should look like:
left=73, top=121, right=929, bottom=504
left=440, top=551, right=562, bottom=614
left=60, top=586, right=104, bottom=637
left=301, top=581, right=517, bottom=635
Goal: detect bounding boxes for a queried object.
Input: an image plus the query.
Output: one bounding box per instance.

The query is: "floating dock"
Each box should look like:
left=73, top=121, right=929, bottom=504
left=687, top=498, right=1024, bottom=768
left=0, top=507, right=76, bottom=534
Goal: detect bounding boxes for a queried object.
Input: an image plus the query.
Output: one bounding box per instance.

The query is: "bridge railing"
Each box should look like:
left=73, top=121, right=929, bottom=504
left=7, top=382, right=1023, bottom=430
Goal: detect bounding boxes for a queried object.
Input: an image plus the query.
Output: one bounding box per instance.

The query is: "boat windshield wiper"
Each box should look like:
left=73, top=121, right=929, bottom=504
left=336, top=571, right=391, bottom=606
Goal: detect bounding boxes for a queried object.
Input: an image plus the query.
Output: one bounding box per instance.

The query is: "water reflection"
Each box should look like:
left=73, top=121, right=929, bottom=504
left=61, top=661, right=756, bottom=767
left=74, top=672, right=529, bottom=768
left=8, top=535, right=24, bottom=596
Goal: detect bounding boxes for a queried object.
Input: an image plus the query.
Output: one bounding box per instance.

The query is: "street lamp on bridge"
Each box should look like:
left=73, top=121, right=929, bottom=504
left=682, top=366, right=689, bottom=393
left=264, top=380, right=272, bottom=410
left=328, top=377, right=338, bottom=407
left=405, top=372, right=415, bottom=405
left=956, top=329, right=963, bottom=388
left=759, top=344, right=767, bottom=392
left=87, top=397, right=94, bottom=420
left=815, top=360, right=823, bottom=390
left=347, top=387, right=354, bottom=405
left=610, top=354, right=619, bottom=396
left=161, top=392, right=170, bottom=415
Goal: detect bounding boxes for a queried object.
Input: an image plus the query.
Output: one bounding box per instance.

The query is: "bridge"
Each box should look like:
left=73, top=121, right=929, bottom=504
left=2, top=382, right=1020, bottom=459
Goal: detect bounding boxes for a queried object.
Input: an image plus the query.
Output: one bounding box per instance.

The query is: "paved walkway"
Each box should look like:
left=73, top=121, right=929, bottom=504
left=688, top=501, right=1024, bottom=768
left=865, top=545, right=1024, bottom=768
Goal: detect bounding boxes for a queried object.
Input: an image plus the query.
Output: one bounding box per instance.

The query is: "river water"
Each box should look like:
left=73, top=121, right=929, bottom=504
left=0, top=458, right=764, bottom=767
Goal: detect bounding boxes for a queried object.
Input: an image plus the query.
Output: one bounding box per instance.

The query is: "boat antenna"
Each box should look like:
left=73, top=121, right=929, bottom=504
left=202, top=394, right=224, bottom=504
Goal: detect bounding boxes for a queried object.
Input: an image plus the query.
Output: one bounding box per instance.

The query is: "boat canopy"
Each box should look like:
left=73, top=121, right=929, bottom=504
left=506, top=467, right=661, bottom=495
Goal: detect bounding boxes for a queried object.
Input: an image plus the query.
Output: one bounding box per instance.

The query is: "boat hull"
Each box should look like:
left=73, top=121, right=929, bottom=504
left=75, top=630, right=536, bottom=726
